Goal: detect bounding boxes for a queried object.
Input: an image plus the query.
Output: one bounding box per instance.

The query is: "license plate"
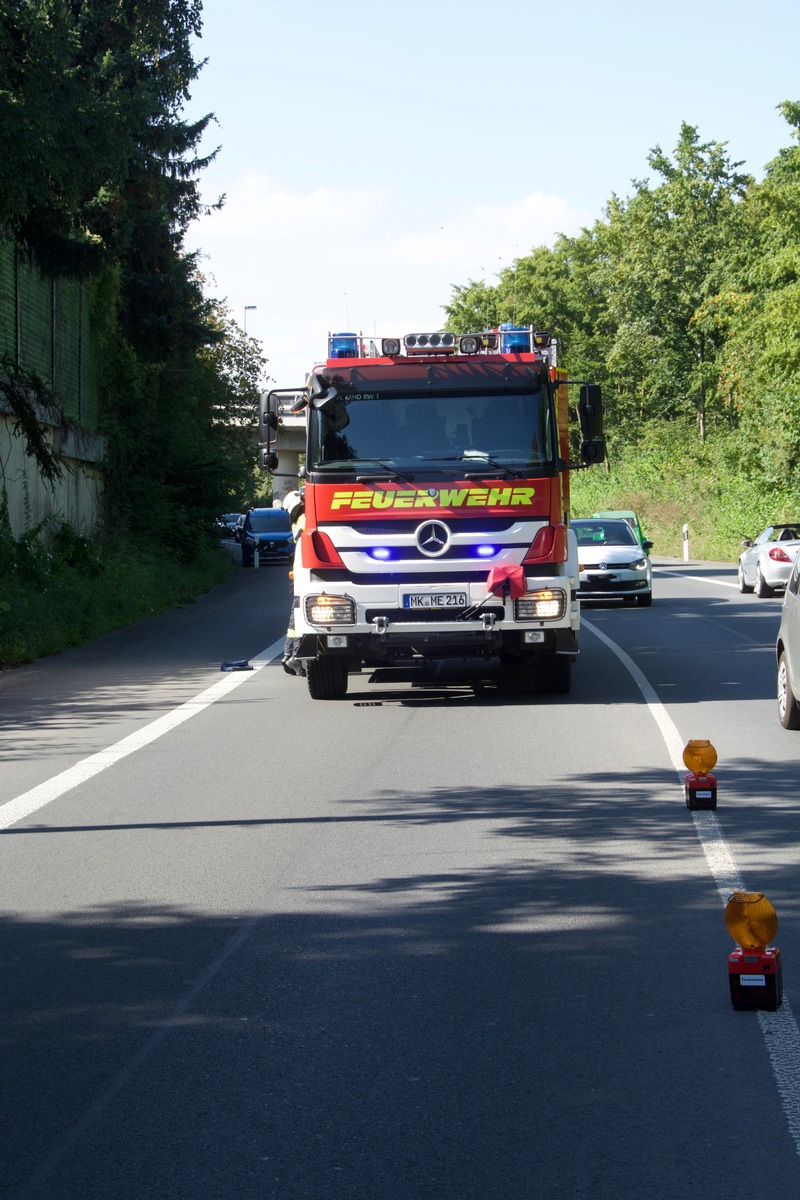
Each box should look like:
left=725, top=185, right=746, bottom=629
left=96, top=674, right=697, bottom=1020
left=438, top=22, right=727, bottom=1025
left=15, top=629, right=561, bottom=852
left=403, top=592, right=468, bottom=609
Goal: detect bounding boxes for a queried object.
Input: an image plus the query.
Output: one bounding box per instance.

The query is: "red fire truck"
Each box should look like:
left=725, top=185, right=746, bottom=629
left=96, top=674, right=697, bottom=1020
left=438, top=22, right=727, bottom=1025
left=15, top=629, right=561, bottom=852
left=261, top=326, right=604, bottom=700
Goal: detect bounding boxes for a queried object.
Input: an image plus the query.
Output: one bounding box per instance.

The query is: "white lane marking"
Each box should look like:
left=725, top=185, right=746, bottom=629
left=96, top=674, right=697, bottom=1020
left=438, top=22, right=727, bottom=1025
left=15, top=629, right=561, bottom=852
left=654, top=567, right=738, bottom=590
left=0, top=639, right=285, bottom=832
left=583, top=617, right=800, bottom=1159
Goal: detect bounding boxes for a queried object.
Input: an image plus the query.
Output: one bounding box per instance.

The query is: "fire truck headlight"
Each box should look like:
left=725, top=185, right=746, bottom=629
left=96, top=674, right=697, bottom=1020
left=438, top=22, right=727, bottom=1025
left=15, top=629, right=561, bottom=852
left=305, top=595, right=356, bottom=625
left=514, top=589, right=566, bottom=620
left=381, top=338, right=401, bottom=356
left=458, top=335, right=480, bottom=354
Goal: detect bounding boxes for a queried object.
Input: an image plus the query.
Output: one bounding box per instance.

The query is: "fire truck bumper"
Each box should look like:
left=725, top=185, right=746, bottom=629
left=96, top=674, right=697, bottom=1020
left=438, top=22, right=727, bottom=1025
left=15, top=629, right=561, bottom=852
left=293, top=624, right=577, bottom=665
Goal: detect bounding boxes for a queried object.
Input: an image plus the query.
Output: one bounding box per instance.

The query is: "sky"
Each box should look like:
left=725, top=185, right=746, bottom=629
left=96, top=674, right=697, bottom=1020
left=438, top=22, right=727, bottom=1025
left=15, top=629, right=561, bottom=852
left=183, top=0, right=800, bottom=388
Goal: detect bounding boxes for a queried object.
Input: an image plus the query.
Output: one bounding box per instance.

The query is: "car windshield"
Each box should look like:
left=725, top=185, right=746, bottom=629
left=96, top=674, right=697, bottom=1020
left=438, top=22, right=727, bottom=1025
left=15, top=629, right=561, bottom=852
left=573, top=520, right=639, bottom=547
left=249, top=511, right=291, bottom=533
left=763, top=526, right=800, bottom=543
left=307, top=389, right=556, bottom=472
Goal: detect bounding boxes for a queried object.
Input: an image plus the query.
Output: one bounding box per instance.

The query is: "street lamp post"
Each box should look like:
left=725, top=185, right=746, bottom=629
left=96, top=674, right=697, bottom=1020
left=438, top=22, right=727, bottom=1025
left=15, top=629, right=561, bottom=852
left=244, top=305, right=256, bottom=334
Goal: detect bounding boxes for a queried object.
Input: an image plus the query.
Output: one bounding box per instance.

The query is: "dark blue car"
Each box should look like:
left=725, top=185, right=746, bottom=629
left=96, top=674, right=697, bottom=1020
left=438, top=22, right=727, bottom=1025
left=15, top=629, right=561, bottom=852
left=240, top=508, right=294, bottom=567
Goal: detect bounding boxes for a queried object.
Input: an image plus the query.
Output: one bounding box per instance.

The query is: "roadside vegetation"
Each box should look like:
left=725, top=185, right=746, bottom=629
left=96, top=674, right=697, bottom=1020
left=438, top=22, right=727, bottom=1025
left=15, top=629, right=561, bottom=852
left=0, top=1, right=266, bottom=668
left=568, top=423, right=790, bottom=562
left=447, top=112, right=800, bottom=557
left=0, top=508, right=237, bottom=669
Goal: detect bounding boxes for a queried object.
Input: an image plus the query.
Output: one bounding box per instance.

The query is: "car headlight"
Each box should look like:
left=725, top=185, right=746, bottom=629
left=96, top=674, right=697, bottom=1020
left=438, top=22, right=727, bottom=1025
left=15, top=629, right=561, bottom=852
left=631, top=557, right=648, bottom=571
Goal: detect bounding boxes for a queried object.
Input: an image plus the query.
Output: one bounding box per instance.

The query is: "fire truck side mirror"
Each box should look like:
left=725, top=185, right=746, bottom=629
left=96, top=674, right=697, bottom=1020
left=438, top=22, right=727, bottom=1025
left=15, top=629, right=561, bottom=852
left=259, top=393, right=278, bottom=443
left=260, top=449, right=279, bottom=472
left=578, top=384, right=603, bottom=438
left=578, top=384, right=606, bottom=465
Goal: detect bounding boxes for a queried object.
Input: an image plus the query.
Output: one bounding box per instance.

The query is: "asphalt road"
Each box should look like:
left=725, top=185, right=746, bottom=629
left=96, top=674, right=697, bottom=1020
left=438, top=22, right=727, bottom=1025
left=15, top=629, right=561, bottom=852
left=1, top=554, right=799, bottom=1199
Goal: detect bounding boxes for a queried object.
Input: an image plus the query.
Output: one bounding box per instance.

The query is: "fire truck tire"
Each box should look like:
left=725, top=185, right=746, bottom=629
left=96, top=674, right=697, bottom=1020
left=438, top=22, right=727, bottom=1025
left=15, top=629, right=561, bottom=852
left=538, top=653, right=572, bottom=695
left=306, top=657, right=348, bottom=700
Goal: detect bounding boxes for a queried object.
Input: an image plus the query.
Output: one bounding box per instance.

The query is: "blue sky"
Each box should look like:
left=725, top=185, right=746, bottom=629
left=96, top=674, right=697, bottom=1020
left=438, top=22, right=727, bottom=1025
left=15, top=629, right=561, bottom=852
left=184, top=0, right=800, bottom=387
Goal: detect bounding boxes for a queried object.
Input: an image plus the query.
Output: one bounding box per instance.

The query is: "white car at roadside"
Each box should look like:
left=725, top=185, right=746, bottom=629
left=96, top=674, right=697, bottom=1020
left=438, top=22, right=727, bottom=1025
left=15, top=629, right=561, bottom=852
left=738, top=524, right=800, bottom=597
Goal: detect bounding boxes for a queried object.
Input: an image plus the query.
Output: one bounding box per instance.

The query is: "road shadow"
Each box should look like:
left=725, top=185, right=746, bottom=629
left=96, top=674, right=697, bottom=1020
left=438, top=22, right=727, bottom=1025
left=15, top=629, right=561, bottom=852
left=3, top=772, right=799, bottom=1197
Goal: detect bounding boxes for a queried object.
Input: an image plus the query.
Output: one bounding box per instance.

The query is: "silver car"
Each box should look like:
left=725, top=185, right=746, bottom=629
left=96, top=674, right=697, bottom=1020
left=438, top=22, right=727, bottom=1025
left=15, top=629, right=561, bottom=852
left=738, top=524, right=800, bottom=597
left=777, top=554, right=800, bottom=728
left=572, top=518, right=653, bottom=607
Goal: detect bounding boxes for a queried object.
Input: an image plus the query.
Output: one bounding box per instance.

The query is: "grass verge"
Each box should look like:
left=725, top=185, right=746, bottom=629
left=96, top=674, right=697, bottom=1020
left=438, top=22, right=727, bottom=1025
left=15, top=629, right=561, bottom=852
left=1, top=534, right=237, bottom=671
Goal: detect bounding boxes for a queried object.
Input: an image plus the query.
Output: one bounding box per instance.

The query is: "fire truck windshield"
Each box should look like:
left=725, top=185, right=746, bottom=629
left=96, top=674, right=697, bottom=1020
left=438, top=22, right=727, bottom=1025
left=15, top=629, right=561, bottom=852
left=308, top=388, right=555, bottom=474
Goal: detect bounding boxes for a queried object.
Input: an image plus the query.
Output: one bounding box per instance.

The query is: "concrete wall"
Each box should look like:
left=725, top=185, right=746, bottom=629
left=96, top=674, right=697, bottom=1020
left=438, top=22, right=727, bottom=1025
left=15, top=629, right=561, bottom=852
left=0, top=408, right=106, bottom=538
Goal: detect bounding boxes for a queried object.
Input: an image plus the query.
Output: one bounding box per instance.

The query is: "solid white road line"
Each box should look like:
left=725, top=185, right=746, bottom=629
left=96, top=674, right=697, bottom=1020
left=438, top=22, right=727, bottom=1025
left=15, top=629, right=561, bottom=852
left=0, top=639, right=285, bottom=832
left=583, top=617, right=800, bottom=1159
left=654, top=566, right=739, bottom=590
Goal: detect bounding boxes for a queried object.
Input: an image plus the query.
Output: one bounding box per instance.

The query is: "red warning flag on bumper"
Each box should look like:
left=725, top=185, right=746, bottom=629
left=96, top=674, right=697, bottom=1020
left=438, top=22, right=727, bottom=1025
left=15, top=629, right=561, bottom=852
left=486, top=565, right=526, bottom=598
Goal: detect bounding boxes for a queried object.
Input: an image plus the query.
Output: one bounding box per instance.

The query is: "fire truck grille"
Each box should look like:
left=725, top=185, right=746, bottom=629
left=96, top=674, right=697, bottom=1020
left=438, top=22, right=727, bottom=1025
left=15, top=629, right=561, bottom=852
left=364, top=606, right=505, bottom=624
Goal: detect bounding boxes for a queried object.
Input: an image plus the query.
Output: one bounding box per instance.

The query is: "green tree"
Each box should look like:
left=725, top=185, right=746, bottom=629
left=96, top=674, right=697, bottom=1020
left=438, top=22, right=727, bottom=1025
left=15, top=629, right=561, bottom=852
left=712, top=102, right=800, bottom=491
left=0, top=0, right=218, bottom=277
left=445, top=278, right=502, bottom=331
left=604, top=123, right=751, bottom=441
left=0, top=0, right=258, bottom=552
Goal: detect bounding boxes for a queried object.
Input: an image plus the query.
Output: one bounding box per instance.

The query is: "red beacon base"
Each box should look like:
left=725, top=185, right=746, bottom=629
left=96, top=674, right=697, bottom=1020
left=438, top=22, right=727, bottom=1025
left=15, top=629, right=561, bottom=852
left=728, top=946, right=783, bottom=1011
left=684, top=771, right=717, bottom=809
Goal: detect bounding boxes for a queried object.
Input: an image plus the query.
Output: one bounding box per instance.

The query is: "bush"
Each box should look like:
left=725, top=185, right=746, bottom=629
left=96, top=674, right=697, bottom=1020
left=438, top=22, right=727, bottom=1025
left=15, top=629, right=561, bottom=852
left=571, top=421, right=800, bottom=561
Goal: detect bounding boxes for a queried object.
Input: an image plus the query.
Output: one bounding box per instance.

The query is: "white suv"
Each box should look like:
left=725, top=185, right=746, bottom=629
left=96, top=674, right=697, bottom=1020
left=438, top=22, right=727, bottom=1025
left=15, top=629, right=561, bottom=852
left=777, top=554, right=800, bottom=728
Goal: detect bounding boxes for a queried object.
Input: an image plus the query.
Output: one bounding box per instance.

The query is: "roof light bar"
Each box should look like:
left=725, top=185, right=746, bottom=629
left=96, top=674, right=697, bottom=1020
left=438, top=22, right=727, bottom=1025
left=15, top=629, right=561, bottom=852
left=404, top=332, right=456, bottom=355
left=323, top=327, right=551, bottom=361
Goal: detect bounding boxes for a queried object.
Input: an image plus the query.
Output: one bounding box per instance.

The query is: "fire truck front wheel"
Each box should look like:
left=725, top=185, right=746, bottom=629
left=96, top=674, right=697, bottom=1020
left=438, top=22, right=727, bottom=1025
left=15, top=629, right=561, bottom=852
left=537, top=652, right=572, bottom=695
left=306, top=656, right=349, bottom=700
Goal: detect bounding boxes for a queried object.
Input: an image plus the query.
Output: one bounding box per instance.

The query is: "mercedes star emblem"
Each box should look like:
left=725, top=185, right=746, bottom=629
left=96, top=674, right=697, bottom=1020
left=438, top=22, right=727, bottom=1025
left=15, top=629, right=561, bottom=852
left=416, top=520, right=451, bottom=557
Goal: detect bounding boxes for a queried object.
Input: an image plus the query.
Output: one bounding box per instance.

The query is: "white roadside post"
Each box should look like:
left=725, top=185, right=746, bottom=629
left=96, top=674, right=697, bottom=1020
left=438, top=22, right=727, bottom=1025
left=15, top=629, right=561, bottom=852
left=683, top=523, right=690, bottom=562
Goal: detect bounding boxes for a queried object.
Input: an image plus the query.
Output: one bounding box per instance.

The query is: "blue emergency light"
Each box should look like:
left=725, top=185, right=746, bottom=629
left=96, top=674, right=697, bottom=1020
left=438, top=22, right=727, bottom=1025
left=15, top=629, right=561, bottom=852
left=499, top=323, right=531, bottom=353
left=329, top=332, right=359, bottom=358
